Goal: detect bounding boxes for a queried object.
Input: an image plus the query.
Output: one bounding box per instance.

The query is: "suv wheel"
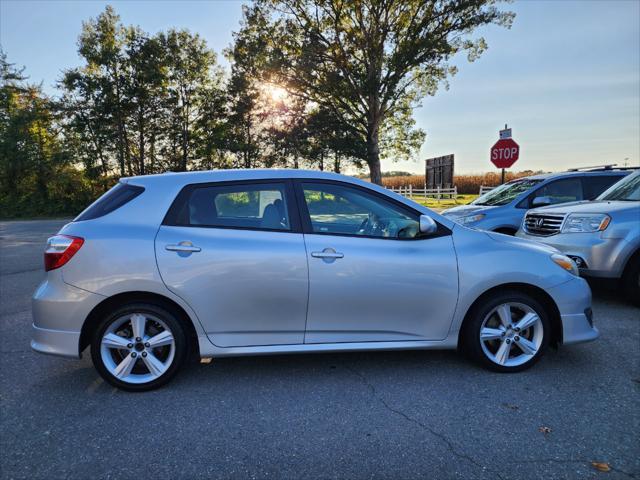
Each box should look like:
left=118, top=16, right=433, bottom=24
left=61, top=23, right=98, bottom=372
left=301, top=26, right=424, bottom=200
left=91, top=303, right=187, bottom=391
left=463, top=291, right=551, bottom=372
left=622, top=254, right=640, bottom=307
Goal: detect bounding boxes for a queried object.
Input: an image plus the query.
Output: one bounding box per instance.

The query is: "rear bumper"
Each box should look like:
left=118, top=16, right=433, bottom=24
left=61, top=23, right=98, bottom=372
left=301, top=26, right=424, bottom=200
left=31, top=274, right=105, bottom=358
left=547, top=276, right=599, bottom=345
left=31, top=324, right=81, bottom=358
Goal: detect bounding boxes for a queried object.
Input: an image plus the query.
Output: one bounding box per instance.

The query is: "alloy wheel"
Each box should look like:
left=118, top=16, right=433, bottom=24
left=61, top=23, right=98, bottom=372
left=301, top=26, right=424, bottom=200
left=100, top=312, right=176, bottom=384
left=479, top=302, right=544, bottom=367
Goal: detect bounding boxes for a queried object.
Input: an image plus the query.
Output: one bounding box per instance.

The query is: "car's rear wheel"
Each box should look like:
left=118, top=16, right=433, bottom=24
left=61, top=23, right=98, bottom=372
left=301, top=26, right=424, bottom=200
left=463, top=291, right=551, bottom=372
left=91, top=303, right=187, bottom=391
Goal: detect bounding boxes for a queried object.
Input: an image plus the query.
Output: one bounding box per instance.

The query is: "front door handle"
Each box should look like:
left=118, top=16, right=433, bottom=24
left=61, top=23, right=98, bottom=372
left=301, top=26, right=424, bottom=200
left=311, top=248, right=344, bottom=260
left=166, top=242, right=201, bottom=253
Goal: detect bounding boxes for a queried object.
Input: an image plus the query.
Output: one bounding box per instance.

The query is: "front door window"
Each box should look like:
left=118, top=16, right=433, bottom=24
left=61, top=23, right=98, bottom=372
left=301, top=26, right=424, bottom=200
left=301, top=182, right=420, bottom=239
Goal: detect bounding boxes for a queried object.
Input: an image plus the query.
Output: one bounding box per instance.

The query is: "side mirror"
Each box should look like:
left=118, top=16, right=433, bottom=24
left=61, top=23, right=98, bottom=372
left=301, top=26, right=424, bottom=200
left=532, top=196, right=552, bottom=208
left=419, top=215, right=438, bottom=235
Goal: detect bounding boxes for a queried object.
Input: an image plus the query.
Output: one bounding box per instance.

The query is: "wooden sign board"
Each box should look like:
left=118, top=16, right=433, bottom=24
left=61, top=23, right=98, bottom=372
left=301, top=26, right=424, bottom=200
left=425, top=154, right=454, bottom=189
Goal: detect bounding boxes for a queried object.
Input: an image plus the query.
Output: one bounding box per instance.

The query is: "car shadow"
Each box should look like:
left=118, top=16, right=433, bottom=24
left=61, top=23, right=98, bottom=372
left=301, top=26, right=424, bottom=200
left=587, top=278, right=636, bottom=307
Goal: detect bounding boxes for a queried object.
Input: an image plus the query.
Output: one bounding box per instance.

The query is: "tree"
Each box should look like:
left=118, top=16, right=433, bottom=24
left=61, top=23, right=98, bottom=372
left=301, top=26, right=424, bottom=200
left=124, top=28, right=166, bottom=175
left=1, top=50, right=93, bottom=217
left=252, top=0, right=513, bottom=184
left=75, top=5, right=132, bottom=176
left=224, top=5, right=270, bottom=169
left=160, top=29, right=219, bottom=171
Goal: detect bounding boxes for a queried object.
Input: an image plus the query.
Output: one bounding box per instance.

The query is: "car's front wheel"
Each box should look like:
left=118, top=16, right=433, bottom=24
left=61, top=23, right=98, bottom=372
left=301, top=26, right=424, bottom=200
left=463, top=291, right=551, bottom=372
left=90, top=303, right=187, bottom=391
left=621, top=253, right=640, bottom=307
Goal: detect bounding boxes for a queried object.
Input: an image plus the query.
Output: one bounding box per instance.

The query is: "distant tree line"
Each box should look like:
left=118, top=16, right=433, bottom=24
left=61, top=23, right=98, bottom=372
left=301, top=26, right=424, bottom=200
left=0, top=2, right=512, bottom=218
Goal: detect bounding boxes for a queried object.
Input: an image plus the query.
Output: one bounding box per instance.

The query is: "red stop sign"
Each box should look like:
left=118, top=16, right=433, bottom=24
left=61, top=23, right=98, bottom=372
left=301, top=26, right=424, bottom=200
left=490, top=138, right=520, bottom=169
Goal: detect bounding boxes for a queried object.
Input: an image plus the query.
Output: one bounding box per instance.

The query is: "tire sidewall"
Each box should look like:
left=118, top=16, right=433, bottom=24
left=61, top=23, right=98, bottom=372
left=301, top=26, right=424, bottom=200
left=90, top=303, right=187, bottom=392
left=464, top=291, right=551, bottom=373
left=622, top=256, right=640, bottom=307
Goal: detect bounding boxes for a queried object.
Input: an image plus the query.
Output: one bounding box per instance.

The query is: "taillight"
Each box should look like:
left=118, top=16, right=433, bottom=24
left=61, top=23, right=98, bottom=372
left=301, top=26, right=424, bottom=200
left=44, top=235, right=84, bottom=272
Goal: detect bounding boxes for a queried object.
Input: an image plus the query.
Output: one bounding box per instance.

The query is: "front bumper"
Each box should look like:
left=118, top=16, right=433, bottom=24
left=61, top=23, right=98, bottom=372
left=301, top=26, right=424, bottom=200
left=546, top=276, right=599, bottom=345
left=516, top=231, right=624, bottom=278
left=31, top=273, right=105, bottom=358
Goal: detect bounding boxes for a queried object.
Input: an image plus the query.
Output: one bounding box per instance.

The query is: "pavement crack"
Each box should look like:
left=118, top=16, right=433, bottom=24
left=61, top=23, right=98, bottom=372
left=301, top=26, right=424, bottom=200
left=343, top=364, right=505, bottom=480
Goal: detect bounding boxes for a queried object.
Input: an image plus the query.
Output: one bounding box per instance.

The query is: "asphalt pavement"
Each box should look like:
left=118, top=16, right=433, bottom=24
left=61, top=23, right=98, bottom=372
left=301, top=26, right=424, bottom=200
left=0, top=219, right=638, bottom=480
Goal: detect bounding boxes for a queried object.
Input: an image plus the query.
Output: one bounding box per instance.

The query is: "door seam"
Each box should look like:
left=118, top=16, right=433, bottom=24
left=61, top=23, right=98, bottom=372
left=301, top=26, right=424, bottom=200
left=301, top=233, right=311, bottom=344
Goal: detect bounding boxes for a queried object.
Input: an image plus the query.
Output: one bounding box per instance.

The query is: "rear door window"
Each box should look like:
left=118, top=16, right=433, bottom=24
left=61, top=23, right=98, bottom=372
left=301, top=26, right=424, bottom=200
left=582, top=175, right=624, bottom=199
left=533, top=178, right=583, bottom=206
left=166, top=182, right=292, bottom=231
left=75, top=183, right=144, bottom=221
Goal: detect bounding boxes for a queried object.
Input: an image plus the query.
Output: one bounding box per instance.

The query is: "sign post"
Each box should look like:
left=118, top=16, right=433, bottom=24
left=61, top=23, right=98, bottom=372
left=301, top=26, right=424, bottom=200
left=490, top=125, right=520, bottom=184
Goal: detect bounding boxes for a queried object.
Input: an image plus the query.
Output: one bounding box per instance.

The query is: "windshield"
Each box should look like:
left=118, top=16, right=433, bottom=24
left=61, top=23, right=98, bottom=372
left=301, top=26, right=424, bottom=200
left=472, top=179, right=542, bottom=206
left=598, top=172, right=640, bottom=201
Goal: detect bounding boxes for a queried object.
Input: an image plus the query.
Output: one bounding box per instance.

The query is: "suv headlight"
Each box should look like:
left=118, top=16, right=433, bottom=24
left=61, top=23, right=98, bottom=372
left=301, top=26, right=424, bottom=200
left=459, top=213, right=485, bottom=224
left=551, top=253, right=579, bottom=276
left=561, top=213, right=610, bottom=233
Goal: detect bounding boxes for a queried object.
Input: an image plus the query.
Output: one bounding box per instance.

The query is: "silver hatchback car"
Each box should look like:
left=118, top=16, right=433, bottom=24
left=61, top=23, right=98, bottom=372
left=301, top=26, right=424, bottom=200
left=32, top=170, right=598, bottom=391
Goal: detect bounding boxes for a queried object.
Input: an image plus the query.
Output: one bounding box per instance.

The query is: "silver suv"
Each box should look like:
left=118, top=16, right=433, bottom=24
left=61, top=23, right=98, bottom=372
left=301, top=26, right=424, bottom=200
left=32, top=170, right=597, bottom=391
left=517, top=170, right=640, bottom=304
left=442, top=168, right=631, bottom=234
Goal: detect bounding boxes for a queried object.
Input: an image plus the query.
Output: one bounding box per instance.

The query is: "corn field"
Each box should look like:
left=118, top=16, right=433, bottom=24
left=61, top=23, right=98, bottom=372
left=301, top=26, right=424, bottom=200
left=381, top=171, right=543, bottom=194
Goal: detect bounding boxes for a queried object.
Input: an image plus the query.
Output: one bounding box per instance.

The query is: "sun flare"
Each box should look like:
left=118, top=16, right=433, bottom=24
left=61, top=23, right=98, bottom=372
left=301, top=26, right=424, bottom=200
left=265, top=84, right=288, bottom=103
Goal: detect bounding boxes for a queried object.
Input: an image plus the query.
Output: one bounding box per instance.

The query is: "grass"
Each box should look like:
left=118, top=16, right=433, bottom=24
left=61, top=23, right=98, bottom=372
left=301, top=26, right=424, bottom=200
left=405, top=194, right=478, bottom=211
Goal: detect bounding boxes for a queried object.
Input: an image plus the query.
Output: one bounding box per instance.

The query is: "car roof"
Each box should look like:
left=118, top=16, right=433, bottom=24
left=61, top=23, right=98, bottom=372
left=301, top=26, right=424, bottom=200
left=123, top=167, right=634, bottom=188
left=512, top=169, right=632, bottom=181
left=121, top=169, right=368, bottom=188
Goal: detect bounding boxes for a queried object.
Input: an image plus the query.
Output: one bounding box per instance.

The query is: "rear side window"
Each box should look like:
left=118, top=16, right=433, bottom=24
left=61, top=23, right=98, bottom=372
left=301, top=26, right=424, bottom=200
left=534, top=178, right=583, bottom=206
left=582, top=175, right=624, bottom=199
left=165, top=182, right=291, bottom=231
left=75, top=183, right=144, bottom=221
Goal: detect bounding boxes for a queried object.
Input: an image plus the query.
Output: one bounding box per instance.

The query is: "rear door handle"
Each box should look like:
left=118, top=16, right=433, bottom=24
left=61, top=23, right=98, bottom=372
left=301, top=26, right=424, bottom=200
left=166, top=242, right=201, bottom=253
left=311, top=249, right=344, bottom=259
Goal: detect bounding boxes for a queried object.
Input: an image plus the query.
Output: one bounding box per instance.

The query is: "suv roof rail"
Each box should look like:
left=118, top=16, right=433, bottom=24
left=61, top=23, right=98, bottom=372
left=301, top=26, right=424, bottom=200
left=567, top=164, right=618, bottom=172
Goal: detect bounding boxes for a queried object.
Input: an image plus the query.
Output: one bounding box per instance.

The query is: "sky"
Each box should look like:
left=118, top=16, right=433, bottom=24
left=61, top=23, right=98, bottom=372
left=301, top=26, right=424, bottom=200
left=1, top=0, right=639, bottom=175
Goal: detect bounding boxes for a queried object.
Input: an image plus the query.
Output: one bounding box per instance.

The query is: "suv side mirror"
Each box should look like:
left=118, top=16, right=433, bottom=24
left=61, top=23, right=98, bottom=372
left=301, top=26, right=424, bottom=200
left=419, top=215, right=438, bottom=235
left=531, top=196, right=553, bottom=208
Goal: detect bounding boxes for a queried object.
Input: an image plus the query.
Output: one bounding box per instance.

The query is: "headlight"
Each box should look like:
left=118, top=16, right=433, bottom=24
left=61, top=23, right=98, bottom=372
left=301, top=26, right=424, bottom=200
left=459, top=213, right=485, bottom=224
left=551, top=253, right=579, bottom=276
left=561, top=213, right=610, bottom=233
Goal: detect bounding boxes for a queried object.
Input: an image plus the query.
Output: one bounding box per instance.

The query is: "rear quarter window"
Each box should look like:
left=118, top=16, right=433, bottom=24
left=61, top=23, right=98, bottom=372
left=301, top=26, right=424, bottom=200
left=582, top=175, right=626, bottom=199
left=75, top=183, right=144, bottom=221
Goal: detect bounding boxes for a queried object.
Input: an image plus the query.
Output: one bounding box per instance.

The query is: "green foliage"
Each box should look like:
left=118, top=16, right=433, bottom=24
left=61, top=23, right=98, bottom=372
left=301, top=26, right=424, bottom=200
left=0, top=50, right=95, bottom=218
left=1, top=2, right=515, bottom=217
left=247, top=0, right=513, bottom=183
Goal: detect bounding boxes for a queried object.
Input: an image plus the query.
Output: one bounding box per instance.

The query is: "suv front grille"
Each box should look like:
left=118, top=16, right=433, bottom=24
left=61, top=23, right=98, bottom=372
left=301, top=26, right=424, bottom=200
left=524, top=213, right=566, bottom=236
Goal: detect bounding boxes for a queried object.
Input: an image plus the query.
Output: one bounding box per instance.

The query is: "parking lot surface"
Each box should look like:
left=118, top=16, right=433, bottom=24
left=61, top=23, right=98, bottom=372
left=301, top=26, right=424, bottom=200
left=1, top=219, right=638, bottom=480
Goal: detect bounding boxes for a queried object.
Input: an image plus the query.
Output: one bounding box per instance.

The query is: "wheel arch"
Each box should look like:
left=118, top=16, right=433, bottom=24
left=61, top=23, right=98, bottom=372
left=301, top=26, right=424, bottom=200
left=79, top=291, right=200, bottom=360
left=459, top=282, right=562, bottom=347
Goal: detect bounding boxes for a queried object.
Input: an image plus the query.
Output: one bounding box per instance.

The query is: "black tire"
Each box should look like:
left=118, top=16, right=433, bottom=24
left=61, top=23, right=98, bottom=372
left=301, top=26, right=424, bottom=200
left=90, top=303, right=188, bottom=392
left=622, top=253, right=640, bottom=307
left=462, top=290, right=551, bottom=373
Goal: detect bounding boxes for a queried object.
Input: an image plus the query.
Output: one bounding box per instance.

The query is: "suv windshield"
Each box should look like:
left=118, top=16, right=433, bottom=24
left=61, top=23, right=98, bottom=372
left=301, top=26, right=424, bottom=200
left=472, top=179, right=542, bottom=206
left=598, top=172, right=640, bottom=201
